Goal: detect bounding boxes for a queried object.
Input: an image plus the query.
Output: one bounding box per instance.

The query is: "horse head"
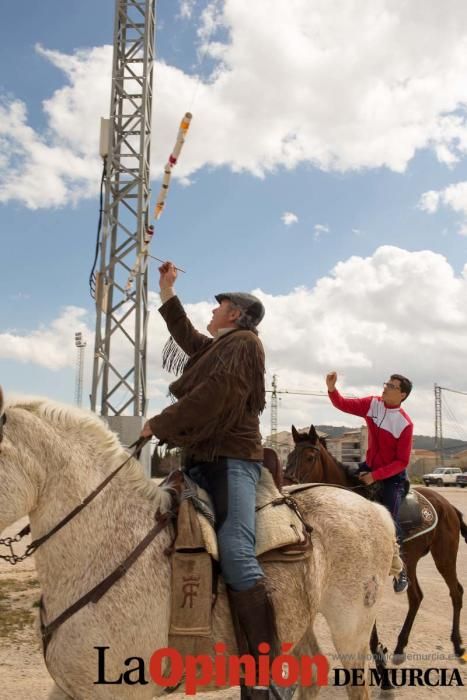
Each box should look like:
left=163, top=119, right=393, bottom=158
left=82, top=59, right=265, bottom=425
left=0, top=388, right=51, bottom=534
left=284, top=424, right=325, bottom=484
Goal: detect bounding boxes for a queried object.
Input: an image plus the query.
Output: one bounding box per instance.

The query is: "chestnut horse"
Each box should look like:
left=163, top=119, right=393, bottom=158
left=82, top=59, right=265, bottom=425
left=283, top=425, right=467, bottom=664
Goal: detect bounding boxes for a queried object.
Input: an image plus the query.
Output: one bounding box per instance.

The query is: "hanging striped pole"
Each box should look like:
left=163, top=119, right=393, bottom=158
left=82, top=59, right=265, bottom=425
left=125, top=112, right=193, bottom=294
left=153, top=112, right=192, bottom=220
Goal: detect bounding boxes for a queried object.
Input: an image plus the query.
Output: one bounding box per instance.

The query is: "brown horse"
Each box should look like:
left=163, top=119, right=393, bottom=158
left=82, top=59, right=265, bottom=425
left=283, top=424, right=467, bottom=664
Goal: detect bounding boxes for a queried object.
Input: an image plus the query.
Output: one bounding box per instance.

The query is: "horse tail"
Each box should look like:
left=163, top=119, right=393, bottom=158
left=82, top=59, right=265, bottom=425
left=454, top=507, right=467, bottom=544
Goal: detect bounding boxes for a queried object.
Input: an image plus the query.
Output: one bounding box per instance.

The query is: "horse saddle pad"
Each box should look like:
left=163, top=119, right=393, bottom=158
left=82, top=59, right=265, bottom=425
left=183, top=467, right=311, bottom=562
left=400, top=488, right=438, bottom=543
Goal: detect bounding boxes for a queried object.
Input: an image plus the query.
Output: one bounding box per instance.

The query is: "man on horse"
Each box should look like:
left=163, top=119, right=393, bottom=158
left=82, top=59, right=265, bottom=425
left=142, top=261, right=282, bottom=700
left=326, top=371, right=413, bottom=594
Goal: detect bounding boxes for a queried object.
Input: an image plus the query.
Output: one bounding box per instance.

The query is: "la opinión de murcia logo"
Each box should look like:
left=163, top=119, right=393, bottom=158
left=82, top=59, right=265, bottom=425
left=94, top=645, right=465, bottom=694
left=94, top=644, right=329, bottom=694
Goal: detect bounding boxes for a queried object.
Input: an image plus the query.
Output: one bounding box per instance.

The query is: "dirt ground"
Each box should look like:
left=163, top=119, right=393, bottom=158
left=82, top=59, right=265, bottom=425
left=1, top=487, right=466, bottom=700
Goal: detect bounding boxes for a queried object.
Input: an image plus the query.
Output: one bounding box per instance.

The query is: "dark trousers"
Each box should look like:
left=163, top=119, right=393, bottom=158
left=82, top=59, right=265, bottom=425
left=360, top=463, right=406, bottom=544
left=377, top=476, right=406, bottom=544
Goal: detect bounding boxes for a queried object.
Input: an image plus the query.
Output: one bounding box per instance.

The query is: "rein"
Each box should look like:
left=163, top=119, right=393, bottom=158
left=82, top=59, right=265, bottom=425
left=39, top=509, right=173, bottom=656
left=0, top=436, right=150, bottom=565
left=284, top=439, right=368, bottom=492
left=283, top=442, right=320, bottom=484
left=0, top=423, right=176, bottom=657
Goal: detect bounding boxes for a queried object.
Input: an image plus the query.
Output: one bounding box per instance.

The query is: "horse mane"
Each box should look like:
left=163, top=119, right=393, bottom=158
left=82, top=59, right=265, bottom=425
left=5, top=396, right=170, bottom=509
left=319, top=435, right=328, bottom=450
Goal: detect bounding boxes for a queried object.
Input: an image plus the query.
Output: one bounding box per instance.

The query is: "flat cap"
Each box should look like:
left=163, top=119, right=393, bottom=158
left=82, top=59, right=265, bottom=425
left=215, top=292, right=265, bottom=327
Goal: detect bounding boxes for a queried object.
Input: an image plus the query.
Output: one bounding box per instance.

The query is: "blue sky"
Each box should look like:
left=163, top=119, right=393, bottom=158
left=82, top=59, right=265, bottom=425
left=1, top=0, right=467, bottom=439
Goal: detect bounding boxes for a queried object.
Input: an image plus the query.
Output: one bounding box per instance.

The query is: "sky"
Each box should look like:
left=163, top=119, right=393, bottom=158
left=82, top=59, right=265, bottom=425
left=1, top=0, right=467, bottom=441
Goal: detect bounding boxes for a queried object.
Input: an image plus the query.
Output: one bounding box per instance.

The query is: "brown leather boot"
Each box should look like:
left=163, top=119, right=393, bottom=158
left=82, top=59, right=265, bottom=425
left=228, top=578, right=280, bottom=700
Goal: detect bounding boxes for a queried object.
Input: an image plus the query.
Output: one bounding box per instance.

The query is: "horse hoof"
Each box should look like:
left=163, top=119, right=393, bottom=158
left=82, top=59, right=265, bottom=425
left=392, top=653, right=406, bottom=665
left=380, top=681, right=396, bottom=692
left=458, top=648, right=466, bottom=664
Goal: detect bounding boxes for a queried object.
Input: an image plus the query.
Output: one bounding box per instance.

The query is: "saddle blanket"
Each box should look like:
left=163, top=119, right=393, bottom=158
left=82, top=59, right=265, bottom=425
left=184, top=467, right=311, bottom=561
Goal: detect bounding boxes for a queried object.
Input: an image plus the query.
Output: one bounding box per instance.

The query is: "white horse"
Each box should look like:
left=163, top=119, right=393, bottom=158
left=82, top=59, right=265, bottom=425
left=0, top=391, right=398, bottom=700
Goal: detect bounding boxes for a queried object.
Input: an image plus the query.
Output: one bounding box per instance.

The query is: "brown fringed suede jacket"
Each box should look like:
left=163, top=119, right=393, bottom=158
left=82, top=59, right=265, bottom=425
left=148, top=296, right=265, bottom=462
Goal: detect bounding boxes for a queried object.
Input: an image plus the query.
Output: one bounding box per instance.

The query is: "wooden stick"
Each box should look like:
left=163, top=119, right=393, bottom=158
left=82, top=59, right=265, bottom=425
left=146, top=254, right=186, bottom=273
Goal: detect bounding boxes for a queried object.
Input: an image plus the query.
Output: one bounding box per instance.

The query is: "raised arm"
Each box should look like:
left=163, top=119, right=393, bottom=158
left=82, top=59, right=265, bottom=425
left=326, top=371, right=372, bottom=418
left=158, top=261, right=211, bottom=357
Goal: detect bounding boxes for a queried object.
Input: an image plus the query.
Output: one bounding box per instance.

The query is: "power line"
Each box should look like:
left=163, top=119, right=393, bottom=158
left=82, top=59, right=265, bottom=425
left=266, top=389, right=328, bottom=397
left=442, top=394, right=467, bottom=442
left=437, top=386, right=467, bottom=396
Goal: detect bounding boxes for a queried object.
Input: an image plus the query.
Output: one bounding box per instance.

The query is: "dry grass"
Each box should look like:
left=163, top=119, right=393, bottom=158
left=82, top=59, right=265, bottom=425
left=0, top=575, right=40, bottom=641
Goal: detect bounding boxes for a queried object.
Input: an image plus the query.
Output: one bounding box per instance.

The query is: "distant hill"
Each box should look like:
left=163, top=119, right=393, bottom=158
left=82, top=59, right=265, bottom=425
left=314, top=425, right=467, bottom=454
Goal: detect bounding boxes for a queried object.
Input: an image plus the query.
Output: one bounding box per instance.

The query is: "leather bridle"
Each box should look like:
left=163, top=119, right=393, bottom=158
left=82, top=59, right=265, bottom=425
left=283, top=441, right=321, bottom=484
left=284, top=437, right=369, bottom=494
left=0, top=421, right=175, bottom=656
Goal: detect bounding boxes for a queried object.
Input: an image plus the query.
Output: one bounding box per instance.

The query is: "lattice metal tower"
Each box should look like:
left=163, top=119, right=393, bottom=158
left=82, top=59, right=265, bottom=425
left=74, top=332, right=87, bottom=408
left=434, top=383, right=444, bottom=464
left=91, top=0, right=155, bottom=439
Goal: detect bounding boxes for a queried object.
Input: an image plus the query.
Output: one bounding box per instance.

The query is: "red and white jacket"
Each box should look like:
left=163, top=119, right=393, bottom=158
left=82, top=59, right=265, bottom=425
left=328, top=389, right=413, bottom=481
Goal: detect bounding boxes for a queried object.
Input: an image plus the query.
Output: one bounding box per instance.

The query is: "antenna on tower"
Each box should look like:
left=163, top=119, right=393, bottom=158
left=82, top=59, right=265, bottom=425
left=74, top=332, right=87, bottom=408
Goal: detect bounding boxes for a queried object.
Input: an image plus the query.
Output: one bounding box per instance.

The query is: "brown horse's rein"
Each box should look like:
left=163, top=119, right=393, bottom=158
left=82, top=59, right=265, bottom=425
left=283, top=442, right=321, bottom=484
left=284, top=439, right=368, bottom=492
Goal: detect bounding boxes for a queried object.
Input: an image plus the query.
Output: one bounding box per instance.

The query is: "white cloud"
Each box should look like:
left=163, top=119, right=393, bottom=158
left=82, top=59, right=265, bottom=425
left=281, top=211, right=298, bottom=226
left=179, top=0, right=197, bottom=20
left=418, top=189, right=441, bottom=214
left=419, top=180, right=467, bottom=234
left=0, top=97, right=100, bottom=209
left=2, top=247, right=467, bottom=436
left=4, top=1, right=467, bottom=206
left=314, top=223, right=329, bottom=239
left=0, top=307, right=88, bottom=370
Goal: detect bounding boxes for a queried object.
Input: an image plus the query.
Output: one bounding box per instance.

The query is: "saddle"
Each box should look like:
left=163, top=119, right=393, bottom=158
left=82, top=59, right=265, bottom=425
left=342, top=465, right=439, bottom=544
left=161, top=452, right=312, bottom=658
left=399, top=487, right=438, bottom=542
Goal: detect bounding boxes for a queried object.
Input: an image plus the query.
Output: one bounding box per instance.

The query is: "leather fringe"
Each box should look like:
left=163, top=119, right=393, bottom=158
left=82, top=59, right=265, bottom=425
left=162, top=336, right=189, bottom=376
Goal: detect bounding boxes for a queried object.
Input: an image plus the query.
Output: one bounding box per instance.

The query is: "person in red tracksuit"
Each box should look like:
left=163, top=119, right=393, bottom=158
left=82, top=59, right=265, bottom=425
left=326, top=371, right=413, bottom=594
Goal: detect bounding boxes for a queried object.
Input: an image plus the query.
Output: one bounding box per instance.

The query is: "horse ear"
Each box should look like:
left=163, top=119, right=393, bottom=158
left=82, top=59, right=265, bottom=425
left=291, top=425, right=300, bottom=443
left=308, top=425, right=318, bottom=444
left=0, top=386, right=3, bottom=415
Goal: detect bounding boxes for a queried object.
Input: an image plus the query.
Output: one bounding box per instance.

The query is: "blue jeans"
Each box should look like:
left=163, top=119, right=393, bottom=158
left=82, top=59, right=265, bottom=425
left=186, top=459, right=264, bottom=591
left=359, top=462, right=406, bottom=543
left=378, top=475, right=407, bottom=544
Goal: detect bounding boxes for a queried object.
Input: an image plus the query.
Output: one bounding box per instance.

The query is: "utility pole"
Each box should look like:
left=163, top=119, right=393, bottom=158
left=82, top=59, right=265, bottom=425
left=270, top=374, right=278, bottom=451
left=74, top=332, right=86, bottom=408
left=90, top=0, right=155, bottom=472
left=434, top=383, right=444, bottom=465
left=266, top=376, right=328, bottom=450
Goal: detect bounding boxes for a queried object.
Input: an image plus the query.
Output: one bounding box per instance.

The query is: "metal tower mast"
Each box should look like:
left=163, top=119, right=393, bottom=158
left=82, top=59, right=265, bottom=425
left=434, top=383, right=444, bottom=465
left=91, top=0, right=155, bottom=462
left=74, top=332, right=87, bottom=408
